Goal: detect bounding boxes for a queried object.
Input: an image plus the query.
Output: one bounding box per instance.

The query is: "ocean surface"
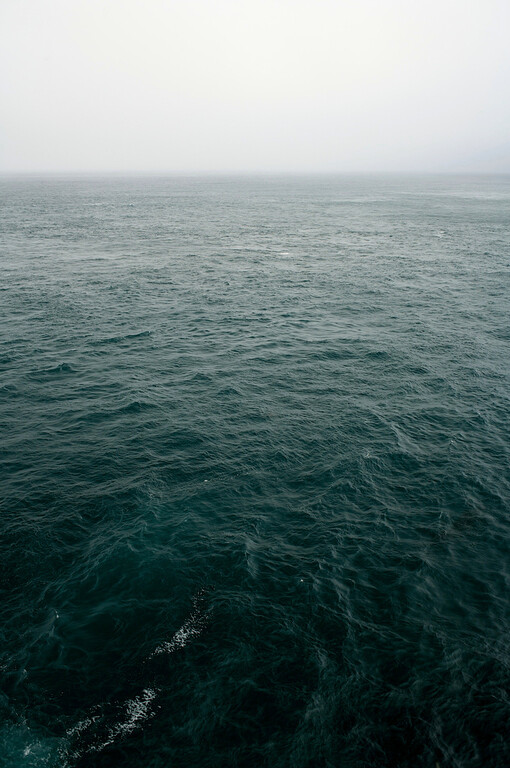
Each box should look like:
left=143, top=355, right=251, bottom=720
left=0, top=174, right=509, bottom=767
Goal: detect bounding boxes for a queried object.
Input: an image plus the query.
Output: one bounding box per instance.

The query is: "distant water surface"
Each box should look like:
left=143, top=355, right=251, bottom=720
left=0, top=175, right=509, bottom=767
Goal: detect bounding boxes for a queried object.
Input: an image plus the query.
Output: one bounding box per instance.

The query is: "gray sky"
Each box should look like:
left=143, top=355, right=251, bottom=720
left=1, top=0, right=509, bottom=173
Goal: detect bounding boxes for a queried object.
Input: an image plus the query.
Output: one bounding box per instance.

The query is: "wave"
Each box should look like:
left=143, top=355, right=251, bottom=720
left=27, top=362, right=76, bottom=378
left=53, top=590, right=210, bottom=764
left=91, top=330, right=152, bottom=346
left=150, top=589, right=210, bottom=658
left=81, top=687, right=159, bottom=755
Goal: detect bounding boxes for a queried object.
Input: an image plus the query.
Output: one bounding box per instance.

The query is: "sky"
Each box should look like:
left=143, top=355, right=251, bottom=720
left=1, top=0, right=509, bottom=173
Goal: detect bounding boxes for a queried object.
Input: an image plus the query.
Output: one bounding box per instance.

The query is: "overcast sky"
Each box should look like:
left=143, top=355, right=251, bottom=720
left=1, top=0, right=509, bottom=173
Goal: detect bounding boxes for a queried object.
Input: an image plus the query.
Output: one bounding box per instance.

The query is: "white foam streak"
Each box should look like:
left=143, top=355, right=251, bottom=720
left=61, top=591, right=209, bottom=760
left=150, top=594, right=208, bottom=657
left=91, top=688, right=158, bottom=753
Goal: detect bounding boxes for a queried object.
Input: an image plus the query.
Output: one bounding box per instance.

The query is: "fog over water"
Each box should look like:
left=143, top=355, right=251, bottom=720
left=1, top=0, right=509, bottom=173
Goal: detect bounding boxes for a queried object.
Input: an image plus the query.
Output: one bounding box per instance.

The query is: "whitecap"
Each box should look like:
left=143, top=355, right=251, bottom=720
left=90, top=688, right=159, bottom=753
left=150, top=592, right=209, bottom=657
left=59, top=592, right=210, bottom=759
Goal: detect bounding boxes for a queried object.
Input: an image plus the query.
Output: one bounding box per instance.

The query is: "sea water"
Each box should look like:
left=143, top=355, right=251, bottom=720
left=0, top=175, right=509, bottom=767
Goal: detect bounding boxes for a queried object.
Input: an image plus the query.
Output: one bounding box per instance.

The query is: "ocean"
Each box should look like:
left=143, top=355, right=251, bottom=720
left=0, top=174, right=509, bottom=767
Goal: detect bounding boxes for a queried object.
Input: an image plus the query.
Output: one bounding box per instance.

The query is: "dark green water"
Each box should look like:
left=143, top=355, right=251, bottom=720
left=1, top=175, right=509, bottom=767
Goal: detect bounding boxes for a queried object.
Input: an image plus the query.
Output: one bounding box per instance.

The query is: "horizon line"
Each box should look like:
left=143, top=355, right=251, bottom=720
left=2, top=169, right=510, bottom=177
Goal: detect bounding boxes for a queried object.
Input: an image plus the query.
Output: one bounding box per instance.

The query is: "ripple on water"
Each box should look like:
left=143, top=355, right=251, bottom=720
left=0, top=175, right=509, bottom=767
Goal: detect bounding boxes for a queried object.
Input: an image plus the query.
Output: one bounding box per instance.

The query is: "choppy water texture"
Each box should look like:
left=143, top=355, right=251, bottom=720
left=1, top=175, right=509, bottom=767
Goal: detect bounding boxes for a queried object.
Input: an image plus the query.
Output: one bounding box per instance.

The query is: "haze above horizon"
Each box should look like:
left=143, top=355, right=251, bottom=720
left=1, top=0, right=509, bottom=174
